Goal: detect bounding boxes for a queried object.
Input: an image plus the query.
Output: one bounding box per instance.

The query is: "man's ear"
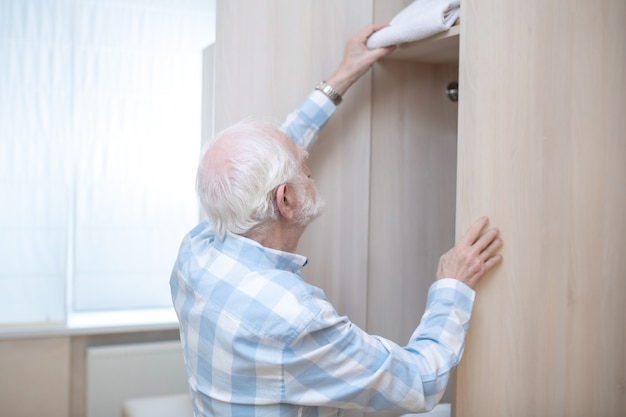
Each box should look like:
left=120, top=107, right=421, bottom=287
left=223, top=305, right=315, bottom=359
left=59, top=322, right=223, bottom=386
left=275, top=183, right=295, bottom=221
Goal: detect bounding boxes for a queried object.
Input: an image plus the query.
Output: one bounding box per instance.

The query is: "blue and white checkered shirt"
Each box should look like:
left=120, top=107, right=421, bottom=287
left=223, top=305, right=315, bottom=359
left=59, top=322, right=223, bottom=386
left=171, top=91, right=476, bottom=417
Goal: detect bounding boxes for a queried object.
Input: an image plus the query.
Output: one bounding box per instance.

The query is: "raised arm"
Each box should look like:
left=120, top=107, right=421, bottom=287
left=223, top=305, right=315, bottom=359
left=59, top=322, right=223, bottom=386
left=281, top=24, right=396, bottom=148
left=325, top=24, right=396, bottom=96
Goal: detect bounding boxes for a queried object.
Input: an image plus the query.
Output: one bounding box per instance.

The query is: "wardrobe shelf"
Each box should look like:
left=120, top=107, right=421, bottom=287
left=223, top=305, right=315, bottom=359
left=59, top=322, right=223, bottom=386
left=384, top=25, right=460, bottom=64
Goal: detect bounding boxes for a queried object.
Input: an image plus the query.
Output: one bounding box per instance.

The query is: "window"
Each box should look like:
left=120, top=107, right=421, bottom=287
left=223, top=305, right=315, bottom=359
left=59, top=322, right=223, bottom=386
left=0, top=0, right=215, bottom=326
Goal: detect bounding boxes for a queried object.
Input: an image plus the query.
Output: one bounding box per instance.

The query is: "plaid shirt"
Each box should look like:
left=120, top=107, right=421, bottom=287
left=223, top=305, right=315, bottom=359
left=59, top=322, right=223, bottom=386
left=171, top=91, right=475, bottom=416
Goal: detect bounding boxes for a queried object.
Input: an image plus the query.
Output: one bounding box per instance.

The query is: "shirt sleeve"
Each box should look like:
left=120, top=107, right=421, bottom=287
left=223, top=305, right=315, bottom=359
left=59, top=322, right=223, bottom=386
left=281, top=278, right=475, bottom=414
left=280, top=90, right=337, bottom=150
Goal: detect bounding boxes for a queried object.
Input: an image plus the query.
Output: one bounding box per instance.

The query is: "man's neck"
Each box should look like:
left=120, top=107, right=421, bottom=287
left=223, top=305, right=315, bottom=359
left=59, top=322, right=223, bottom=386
left=245, top=221, right=304, bottom=254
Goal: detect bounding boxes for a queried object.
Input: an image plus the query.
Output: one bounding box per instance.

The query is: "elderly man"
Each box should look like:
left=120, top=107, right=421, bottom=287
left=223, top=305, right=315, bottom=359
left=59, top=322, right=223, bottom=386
left=171, top=24, right=503, bottom=417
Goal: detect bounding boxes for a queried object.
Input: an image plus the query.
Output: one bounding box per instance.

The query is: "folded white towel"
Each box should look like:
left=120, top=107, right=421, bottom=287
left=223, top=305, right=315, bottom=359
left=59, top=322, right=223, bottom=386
left=366, top=0, right=460, bottom=49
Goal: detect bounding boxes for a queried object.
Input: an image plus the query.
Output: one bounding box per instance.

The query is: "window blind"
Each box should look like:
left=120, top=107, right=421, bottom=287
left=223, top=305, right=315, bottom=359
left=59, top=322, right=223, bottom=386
left=0, top=0, right=215, bottom=325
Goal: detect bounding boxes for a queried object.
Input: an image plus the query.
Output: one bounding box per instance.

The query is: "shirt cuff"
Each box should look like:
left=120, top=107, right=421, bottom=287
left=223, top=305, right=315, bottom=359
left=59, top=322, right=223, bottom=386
left=310, top=89, right=337, bottom=110
left=280, top=90, right=337, bottom=149
left=426, top=278, right=475, bottom=317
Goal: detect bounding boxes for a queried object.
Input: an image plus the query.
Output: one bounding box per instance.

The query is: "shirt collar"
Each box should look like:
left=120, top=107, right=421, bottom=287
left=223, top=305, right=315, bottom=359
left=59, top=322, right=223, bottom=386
left=213, top=229, right=308, bottom=273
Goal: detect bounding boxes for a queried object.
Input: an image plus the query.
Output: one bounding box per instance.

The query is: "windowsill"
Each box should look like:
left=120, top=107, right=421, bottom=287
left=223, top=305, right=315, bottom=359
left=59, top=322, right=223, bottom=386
left=0, top=308, right=179, bottom=340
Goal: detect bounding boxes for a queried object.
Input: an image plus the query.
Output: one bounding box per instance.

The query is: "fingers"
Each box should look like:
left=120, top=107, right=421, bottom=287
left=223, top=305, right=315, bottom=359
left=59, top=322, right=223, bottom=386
left=459, top=216, right=489, bottom=247
left=354, top=24, right=395, bottom=52
left=441, top=216, right=503, bottom=288
left=474, top=253, right=503, bottom=282
left=469, top=223, right=503, bottom=284
left=473, top=227, right=501, bottom=257
left=467, top=217, right=502, bottom=270
left=483, top=253, right=503, bottom=271
left=359, top=24, right=387, bottom=40
left=478, top=231, right=503, bottom=262
left=362, top=24, right=397, bottom=54
left=369, top=24, right=388, bottom=32
left=464, top=254, right=502, bottom=287
left=363, top=46, right=395, bottom=64
left=331, top=25, right=395, bottom=90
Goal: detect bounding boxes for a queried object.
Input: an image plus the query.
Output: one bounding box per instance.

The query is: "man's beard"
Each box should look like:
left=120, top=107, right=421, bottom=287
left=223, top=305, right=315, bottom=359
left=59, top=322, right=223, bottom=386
left=293, top=177, right=325, bottom=227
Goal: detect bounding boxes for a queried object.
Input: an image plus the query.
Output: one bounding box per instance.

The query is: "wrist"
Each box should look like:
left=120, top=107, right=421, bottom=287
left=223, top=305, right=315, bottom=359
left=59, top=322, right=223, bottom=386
left=325, top=67, right=358, bottom=96
left=315, top=81, right=343, bottom=105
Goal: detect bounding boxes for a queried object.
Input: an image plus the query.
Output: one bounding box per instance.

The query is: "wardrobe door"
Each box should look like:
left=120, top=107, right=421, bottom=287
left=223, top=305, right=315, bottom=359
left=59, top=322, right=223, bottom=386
left=214, top=0, right=375, bottom=328
left=455, top=0, right=626, bottom=416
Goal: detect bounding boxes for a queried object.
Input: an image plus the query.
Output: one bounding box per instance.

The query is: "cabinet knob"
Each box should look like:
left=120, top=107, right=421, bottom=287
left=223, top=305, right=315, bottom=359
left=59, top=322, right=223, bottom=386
left=446, top=82, right=458, bottom=102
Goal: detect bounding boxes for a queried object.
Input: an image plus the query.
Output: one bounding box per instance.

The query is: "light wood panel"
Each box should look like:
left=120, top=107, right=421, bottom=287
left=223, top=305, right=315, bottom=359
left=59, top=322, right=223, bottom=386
left=214, top=0, right=375, bottom=328
left=0, top=337, right=71, bottom=417
left=455, top=0, right=626, bottom=416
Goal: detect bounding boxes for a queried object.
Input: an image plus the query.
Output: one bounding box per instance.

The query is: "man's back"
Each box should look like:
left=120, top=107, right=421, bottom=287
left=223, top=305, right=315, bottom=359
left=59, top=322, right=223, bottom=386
left=171, top=220, right=347, bottom=416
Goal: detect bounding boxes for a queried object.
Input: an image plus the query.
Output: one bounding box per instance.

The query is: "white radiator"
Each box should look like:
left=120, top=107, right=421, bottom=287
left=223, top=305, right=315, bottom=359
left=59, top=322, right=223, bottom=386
left=86, top=340, right=189, bottom=417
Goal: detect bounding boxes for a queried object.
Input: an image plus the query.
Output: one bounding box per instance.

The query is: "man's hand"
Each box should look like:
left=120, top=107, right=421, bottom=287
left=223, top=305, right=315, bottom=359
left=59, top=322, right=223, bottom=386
left=326, top=24, right=396, bottom=96
left=436, top=216, right=503, bottom=289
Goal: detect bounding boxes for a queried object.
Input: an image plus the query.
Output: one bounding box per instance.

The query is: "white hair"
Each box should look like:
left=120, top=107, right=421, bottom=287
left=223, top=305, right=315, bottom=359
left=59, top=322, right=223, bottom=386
left=196, top=120, right=300, bottom=239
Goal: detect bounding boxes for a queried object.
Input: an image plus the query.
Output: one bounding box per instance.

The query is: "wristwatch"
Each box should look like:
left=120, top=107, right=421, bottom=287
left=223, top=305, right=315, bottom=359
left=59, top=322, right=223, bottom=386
left=315, top=81, right=343, bottom=105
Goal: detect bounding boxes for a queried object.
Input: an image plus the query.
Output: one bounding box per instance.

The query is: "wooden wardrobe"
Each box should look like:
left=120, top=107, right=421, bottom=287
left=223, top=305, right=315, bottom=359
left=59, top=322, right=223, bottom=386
left=208, top=1, right=626, bottom=416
